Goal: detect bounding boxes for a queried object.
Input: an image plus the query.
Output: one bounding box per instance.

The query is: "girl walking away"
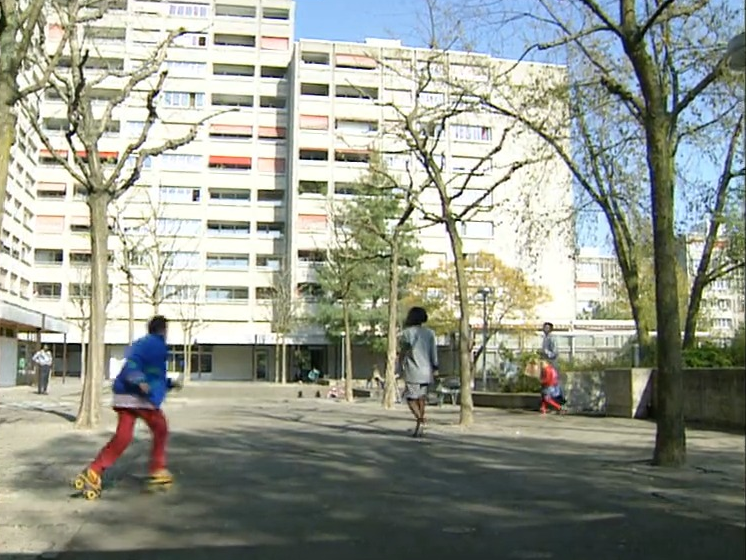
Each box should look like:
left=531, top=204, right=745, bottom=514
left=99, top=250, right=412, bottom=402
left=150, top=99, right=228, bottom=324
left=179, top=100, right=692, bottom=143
left=72, top=315, right=180, bottom=500
left=398, top=307, right=438, bottom=438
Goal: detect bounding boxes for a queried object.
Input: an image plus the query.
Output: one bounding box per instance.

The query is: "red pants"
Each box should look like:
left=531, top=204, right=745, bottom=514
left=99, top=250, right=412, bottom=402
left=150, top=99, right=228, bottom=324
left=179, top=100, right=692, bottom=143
left=90, top=408, right=168, bottom=475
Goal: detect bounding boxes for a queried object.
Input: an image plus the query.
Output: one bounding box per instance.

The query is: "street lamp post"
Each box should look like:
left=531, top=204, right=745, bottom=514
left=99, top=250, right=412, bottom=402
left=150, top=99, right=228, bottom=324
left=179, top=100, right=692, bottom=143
left=477, top=287, right=492, bottom=390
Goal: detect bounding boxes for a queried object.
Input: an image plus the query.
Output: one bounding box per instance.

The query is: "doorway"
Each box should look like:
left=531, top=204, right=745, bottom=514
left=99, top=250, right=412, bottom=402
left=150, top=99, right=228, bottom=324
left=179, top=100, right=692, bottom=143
left=255, top=349, right=269, bottom=381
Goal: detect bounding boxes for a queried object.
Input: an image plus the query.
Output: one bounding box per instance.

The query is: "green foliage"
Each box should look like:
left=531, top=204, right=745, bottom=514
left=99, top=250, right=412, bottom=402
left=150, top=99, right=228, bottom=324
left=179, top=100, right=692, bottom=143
left=314, top=158, right=422, bottom=353
left=730, top=327, right=745, bottom=367
left=683, top=342, right=734, bottom=368
left=497, top=374, right=542, bottom=394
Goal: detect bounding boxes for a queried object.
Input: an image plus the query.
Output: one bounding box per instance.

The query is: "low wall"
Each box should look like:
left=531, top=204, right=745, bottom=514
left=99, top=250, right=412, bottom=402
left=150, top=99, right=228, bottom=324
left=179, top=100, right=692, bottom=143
left=467, top=368, right=744, bottom=430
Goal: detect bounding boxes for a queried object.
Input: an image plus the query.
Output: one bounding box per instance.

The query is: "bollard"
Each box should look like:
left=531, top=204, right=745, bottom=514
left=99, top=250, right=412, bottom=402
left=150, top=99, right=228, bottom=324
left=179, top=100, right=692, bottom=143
left=297, top=390, right=303, bottom=398
left=315, top=390, right=321, bottom=398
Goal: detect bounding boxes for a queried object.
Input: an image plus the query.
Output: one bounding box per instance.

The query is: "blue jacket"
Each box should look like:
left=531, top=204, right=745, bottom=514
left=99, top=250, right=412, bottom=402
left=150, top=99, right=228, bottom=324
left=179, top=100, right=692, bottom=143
left=112, top=334, right=172, bottom=409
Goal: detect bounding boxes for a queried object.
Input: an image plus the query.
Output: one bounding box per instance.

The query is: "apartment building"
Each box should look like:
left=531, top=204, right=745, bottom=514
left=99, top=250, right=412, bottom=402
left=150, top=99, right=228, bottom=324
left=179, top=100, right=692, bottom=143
left=7, top=0, right=576, bottom=383
left=575, top=247, right=623, bottom=318
left=683, top=235, right=745, bottom=340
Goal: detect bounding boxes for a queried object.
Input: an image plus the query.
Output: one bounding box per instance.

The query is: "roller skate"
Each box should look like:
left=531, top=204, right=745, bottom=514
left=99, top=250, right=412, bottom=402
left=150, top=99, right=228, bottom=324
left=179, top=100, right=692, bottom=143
left=144, top=469, right=174, bottom=494
left=71, top=468, right=102, bottom=501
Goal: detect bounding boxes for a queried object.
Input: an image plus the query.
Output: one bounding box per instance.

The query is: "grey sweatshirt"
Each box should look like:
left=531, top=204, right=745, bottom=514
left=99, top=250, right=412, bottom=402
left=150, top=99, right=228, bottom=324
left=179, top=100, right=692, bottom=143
left=398, top=325, right=439, bottom=385
left=541, top=334, right=559, bottom=369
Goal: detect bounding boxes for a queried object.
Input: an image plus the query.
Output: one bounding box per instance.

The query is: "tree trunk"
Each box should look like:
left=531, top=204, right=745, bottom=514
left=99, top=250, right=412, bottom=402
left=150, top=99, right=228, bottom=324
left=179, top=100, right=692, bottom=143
left=445, top=219, right=474, bottom=426
left=648, top=123, right=686, bottom=467
left=75, top=192, right=111, bottom=429
left=183, top=328, right=192, bottom=384
left=80, top=328, right=87, bottom=386
left=343, top=302, right=354, bottom=402
left=383, top=246, right=400, bottom=409
left=280, top=335, right=287, bottom=385
left=127, top=274, right=135, bottom=344
left=273, top=341, right=280, bottom=383
left=0, top=106, right=17, bottom=236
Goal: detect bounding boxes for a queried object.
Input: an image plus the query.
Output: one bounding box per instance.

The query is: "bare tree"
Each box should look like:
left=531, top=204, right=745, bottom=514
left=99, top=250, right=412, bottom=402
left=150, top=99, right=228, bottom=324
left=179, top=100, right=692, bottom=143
left=371, top=43, right=559, bottom=426
left=442, top=0, right=744, bottom=464
left=175, top=280, right=204, bottom=385
left=22, top=1, right=226, bottom=428
left=0, top=0, right=70, bottom=232
left=271, top=262, right=299, bottom=385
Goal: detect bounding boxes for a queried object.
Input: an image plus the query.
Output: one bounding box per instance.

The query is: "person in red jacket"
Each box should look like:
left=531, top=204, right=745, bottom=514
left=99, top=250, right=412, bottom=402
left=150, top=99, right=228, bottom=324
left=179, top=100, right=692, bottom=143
left=539, top=361, right=565, bottom=414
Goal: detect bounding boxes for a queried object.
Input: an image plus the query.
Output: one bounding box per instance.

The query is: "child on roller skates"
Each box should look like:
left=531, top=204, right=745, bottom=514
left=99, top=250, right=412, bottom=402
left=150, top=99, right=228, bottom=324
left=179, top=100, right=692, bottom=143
left=72, top=315, right=179, bottom=500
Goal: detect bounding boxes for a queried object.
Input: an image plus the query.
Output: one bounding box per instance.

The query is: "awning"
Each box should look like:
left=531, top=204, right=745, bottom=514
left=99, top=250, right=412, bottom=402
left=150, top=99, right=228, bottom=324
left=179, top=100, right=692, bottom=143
left=335, top=54, right=377, bottom=69
left=39, top=149, right=68, bottom=157
left=209, top=155, right=252, bottom=166
left=257, top=126, right=287, bottom=138
left=299, top=115, right=329, bottom=130
left=210, top=124, right=253, bottom=136
left=36, top=182, right=67, bottom=192
left=70, top=215, right=90, bottom=226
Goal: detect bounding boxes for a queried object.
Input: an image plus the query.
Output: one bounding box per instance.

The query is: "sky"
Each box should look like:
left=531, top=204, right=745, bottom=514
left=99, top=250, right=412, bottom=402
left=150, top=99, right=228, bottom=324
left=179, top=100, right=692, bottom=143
left=294, top=0, right=423, bottom=46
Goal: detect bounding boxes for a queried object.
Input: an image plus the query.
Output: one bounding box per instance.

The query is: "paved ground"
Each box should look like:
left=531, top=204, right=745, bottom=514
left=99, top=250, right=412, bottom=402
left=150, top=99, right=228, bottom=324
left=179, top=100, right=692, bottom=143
left=1, top=380, right=744, bottom=560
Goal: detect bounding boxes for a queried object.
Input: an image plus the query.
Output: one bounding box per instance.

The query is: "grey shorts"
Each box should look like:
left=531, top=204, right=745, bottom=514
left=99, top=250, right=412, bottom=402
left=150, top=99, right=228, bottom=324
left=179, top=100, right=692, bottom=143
left=404, top=383, right=429, bottom=400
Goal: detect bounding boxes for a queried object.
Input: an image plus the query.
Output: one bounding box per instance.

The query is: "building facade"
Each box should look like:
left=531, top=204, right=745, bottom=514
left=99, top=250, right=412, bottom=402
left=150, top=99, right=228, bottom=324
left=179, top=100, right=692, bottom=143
left=574, top=247, right=623, bottom=319
left=7, top=0, right=576, bottom=382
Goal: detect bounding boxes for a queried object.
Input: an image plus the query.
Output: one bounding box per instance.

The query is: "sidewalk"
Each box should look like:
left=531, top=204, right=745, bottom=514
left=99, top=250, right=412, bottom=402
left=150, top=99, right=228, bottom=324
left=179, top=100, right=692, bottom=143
left=0, top=384, right=743, bottom=560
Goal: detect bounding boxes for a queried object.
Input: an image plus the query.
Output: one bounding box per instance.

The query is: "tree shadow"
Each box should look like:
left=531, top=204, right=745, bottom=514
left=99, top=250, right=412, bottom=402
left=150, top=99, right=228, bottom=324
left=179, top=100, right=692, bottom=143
left=1, top=399, right=744, bottom=560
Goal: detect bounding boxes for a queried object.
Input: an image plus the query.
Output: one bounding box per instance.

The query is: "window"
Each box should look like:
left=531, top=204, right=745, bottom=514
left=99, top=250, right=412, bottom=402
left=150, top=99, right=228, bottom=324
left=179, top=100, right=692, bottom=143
left=166, top=61, right=207, bottom=77
left=256, top=254, right=282, bottom=270
left=257, top=190, right=284, bottom=204
left=168, top=3, right=210, bottom=18
left=262, top=7, right=289, bottom=20
left=160, top=186, right=201, bottom=203
left=335, top=85, right=378, bottom=100
left=34, top=283, right=62, bottom=299
left=260, top=36, right=290, bottom=51
left=209, top=189, right=251, bottom=203
left=256, top=287, right=276, bottom=300
left=174, top=33, right=208, bottom=48
left=460, top=221, right=494, bottom=239
left=300, top=115, right=329, bottom=130
left=156, top=218, right=203, bottom=236
left=451, top=124, right=492, bottom=142
left=334, top=182, right=358, bottom=195
left=39, top=149, right=67, bottom=166
left=213, top=33, right=256, bottom=47
left=208, top=155, right=251, bottom=170
left=256, top=222, right=284, bottom=238
left=34, top=249, right=63, bottom=265
left=259, top=96, right=287, bottom=109
left=300, top=149, right=328, bottom=161
left=213, top=63, right=254, bottom=77
left=69, top=283, right=93, bottom=298
left=335, top=150, right=370, bottom=164
left=383, top=154, right=409, bottom=171
left=206, top=254, right=250, bottom=269
left=71, top=216, right=91, bottom=233
left=301, top=52, right=329, bottom=65
left=260, top=66, right=287, bottom=79
left=162, top=91, right=205, bottom=109
left=209, top=124, right=252, bottom=139
left=166, top=251, right=201, bottom=269
left=211, top=93, right=254, bottom=108
left=298, top=250, right=325, bottom=264
left=257, top=158, right=286, bottom=173
left=207, top=221, right=251, bottom=236
left=299, top=181, right=327, bottom=196
left=454, top=189, right=492, bottom=207
left=70, top=251, right=92, bottom=265
left=418, top=92, right=445, bottom=107
left=298, top=282, right=324, bottom=299
left=206, top=286, right=249, bottom=301
left=452, top=156, right=491, bottom=174
left=161, top=285, right=199, bottom=301
left=257, top=127, right=286, bottom=140
left=43, top=117, right=69, bottom=132
left=125, top=121, right=145, bottom=136
left=336, top=119, right=378, bottom=134
left=161, top=153, right=203, bottom=170
left=301, top=83, right=329, bottom=96
left=215, top=3, right=256, bottom=18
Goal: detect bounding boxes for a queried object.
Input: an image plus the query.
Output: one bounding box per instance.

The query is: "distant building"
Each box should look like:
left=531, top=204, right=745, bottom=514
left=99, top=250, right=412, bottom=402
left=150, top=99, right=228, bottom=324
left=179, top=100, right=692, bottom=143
left=574, top=247, right=623, bottom=319
left=683, top=235, right=745, bottom=340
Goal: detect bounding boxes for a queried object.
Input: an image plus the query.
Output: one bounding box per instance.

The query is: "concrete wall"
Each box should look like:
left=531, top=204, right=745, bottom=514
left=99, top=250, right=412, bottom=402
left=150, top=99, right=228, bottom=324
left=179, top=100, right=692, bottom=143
left=564, top=368, right=744, bottom=430
left=0, top=337, right=18, bottom=387
left=212, top=345, right=253, bottom=381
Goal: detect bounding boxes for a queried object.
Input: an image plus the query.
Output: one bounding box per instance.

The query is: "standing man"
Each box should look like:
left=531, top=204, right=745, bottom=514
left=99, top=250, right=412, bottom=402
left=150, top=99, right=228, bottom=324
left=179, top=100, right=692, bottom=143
left=539, top=322, right=559, bottom=372
left=32, top=345, right=53, bottom=395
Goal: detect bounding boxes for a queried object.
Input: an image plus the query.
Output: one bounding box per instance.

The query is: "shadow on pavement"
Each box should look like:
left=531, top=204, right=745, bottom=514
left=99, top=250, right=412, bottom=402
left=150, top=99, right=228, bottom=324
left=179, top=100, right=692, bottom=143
left=2, top=400, right=744, bottom=560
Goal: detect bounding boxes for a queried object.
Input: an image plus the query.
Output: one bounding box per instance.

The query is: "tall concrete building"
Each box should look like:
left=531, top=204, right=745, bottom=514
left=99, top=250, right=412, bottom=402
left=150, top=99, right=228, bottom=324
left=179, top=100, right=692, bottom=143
left=1, top=0, right=575, bottom=383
